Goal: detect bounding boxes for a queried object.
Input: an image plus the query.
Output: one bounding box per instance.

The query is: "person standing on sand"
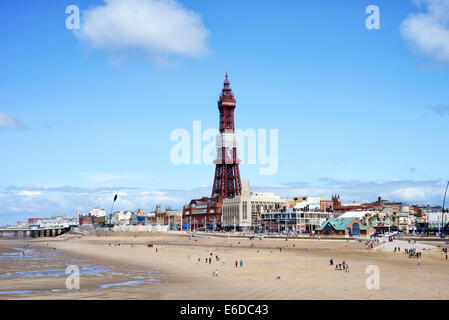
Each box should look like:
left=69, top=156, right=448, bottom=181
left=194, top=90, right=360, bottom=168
left=240, top=259, right=243, bottom=267
left=418, top=258, right=421, bottom=266
left=223, top=258, right=225, bottom=264
left=235, top=260, right=238, bottom=267
left=346, top=263, right=349, bottom=272
left=215, top=269, right=219, bottom=277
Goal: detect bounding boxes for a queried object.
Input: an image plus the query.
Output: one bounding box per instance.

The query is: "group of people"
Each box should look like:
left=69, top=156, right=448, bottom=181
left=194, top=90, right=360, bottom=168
left=196, top=252, right=244, bottom=271
left=365, top=240, right=375, bottom=248
left=330, top=258, right=350, bottom=272
left=405, top=248, right=421, bottom=258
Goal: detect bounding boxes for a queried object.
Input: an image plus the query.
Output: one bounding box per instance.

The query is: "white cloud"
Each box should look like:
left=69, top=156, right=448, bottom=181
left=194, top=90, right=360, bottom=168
left=79, top=172, right=152, bottom=183
left=76, top=0, right=210, bottom=62
left=400, top=0, right=449, bottom=63
left=256, top=179, right=446, bottom=205
left=17, top=191, right=42, bottom=196
left=0, top=112, right=26, bottom=130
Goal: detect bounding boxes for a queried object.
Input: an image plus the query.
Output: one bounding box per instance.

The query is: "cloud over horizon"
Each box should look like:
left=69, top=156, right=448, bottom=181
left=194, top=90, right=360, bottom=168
left=400, top=0, right=449, bottom=63
left=76, top=0, right=210, bottom=63
left=1, top=179, right=447, bottom=225
left=0, top=112, right=26, bottom=130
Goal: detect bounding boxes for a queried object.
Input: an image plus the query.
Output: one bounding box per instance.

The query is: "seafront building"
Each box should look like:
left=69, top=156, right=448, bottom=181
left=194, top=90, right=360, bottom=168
left=314, top=217, right=376, bottom=237
left=261, top=210, right=331, bottom=233
left=109, top=211, right=133, bottom=226
left=221, top=180, right=289, bottom=231
left=27, top=215, right=78, bottom=229
left=89, top=208, right=106, bottom=217
left=290, top=196, right=322, bottom=211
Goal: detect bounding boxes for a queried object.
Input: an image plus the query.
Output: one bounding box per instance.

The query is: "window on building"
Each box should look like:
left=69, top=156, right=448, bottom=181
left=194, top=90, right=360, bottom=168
left=243, top=201, right=247, bottom=220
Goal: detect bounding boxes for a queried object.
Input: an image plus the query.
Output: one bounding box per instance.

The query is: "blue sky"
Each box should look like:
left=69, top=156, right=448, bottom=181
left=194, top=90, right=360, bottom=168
left=1, top=0, right=449, bottom=224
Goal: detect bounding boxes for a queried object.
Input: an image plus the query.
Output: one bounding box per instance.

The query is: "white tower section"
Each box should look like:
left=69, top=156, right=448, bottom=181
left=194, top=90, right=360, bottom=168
left=215, top=132, right=238, bottom=164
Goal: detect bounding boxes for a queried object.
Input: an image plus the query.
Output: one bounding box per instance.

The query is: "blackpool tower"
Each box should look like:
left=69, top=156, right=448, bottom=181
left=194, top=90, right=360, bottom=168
left=211, top=73, right=242, bottom=198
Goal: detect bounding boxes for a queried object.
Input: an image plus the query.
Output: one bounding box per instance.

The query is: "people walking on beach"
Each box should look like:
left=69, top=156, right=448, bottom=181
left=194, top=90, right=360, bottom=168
left=418, top=259, right=421, bottom=266
left=330, top=258, right=334, bottom=265
left=222, top=258, right=225, bottom=264
left=240, top=259, right=243, bottom=267
left=209, top=257, right=211, bottom=264
left=215, top=269, right=219, bottom=277
left=346, top=263, right=349, bottom=272
left=235, top=260, right=238, bottom=267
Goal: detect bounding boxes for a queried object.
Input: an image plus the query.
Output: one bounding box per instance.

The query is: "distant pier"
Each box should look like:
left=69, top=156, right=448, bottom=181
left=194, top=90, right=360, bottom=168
left=0, top=227, right=70, bottom=238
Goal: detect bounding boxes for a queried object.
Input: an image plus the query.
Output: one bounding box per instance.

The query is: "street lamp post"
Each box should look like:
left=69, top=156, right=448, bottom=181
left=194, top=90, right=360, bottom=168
left=441, top=181, right=449, bottom=238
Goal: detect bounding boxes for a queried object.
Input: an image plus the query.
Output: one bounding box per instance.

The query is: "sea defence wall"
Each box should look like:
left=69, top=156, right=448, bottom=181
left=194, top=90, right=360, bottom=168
left=0, top=227, right=70, bottom=238
left=112, top=225, right=169, bottom=233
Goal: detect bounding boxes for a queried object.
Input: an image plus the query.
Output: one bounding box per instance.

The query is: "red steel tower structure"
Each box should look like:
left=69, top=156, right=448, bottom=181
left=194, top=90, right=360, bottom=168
left=211, top=73, right=242, bottom=198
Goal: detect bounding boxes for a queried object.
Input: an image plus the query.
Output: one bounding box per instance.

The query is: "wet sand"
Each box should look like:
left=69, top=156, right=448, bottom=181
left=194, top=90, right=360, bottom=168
left=2, top=232, right=449, bottom=299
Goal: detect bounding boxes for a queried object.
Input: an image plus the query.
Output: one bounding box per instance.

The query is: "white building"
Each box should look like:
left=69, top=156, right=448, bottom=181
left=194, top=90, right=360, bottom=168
left=293, top=196, right=322, bottom=211
left=109, top=211, right=133, bottom=226
left=221, top=180, right=288, bottom=230
left=426, top=210, right=447, bottom=230
left=89, top=208, right=106, bottom=217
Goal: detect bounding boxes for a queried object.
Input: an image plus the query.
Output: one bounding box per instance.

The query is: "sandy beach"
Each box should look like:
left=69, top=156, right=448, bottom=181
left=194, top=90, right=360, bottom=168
left=1, top=232, right=449, bottom=299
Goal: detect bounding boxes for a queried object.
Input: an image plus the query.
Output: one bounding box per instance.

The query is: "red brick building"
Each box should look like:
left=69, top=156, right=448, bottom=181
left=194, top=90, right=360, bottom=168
left=332, top=195, right=402, bottom=213
left=79, top=214, right=92, bottom=225
left=183, top=196, right=224, bottom=230
left=320, top=200, right=333, bottom=211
